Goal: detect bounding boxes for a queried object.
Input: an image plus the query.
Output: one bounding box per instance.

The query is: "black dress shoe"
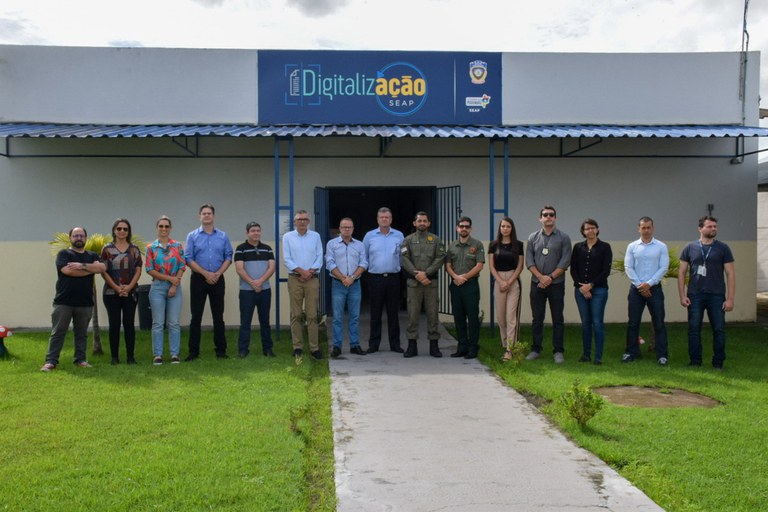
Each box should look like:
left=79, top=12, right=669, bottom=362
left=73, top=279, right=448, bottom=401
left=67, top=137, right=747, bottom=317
left=578, top=355, right=591, bottom=363
left=293, top=349, right=303, bottom=357
left=216, top=354, right=229, bottom=359
left=450, top=351, right=468, bottom=358
left=464, top=352, right=478, bottom=359
left=330, top=347, right=341, bottom=358
left=126, top=358, right=137, bottom=365
left=311, top=350, right=323, bottom=360
left=238, top=352, right=249, bottom=359
left=366, top=346, right=379, bottom=354
left=350, top=346, right=366, bottom=355
left=184, top=355, right=199, bottom=362
left=390, top=346, right=404, bottom=353
left=263, top=350, right=276, bottom=357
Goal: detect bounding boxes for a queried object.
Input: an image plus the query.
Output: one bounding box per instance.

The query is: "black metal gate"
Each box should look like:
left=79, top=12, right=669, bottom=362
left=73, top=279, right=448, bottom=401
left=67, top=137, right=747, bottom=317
left=435, top=186, right=461, bottom=314
left=314, top=186, right=330, bottom=316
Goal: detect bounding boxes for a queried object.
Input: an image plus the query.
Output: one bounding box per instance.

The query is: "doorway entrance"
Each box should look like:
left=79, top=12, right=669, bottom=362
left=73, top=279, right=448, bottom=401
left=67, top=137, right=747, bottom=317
left=315, top=186, right=461, bottom=316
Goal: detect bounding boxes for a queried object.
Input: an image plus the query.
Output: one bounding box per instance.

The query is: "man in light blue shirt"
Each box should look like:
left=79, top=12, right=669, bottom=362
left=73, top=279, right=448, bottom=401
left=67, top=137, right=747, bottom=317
left=326, top=217, right=368, bottom=358
left=185, top=204, right=233, bottom=360
left=362, top=207, right=405, bottom=353
left=282, top=209, right=324, bottom=360
left=622, top=216, right=670, bottom=365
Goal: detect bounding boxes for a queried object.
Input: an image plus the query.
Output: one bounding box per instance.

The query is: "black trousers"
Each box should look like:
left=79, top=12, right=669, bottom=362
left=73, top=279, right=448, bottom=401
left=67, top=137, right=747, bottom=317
left=188, top=272, right=227, bottom=357
left=367, top=274, right=401, bottom=349
left=103, top=293, right=137, bottom=360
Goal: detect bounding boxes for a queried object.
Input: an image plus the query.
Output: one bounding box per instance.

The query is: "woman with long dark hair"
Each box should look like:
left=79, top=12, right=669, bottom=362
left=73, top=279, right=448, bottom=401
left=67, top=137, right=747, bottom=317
left=100, top=218, right=143, bottom=364
left=488, top=217, right=524, bottom=361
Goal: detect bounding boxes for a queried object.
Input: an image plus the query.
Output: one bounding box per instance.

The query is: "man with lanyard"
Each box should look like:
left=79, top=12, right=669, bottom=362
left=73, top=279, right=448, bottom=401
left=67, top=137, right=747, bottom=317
left=525, top=205, right=572, bottom=363
left=185, top=203, right=233, bottom=360
left=234, top=221, right=276, bottom=358
left=622, top=216, right=670, bottom=365
left=41, top=227, right=106, bottom=371
left=445, top=216, right=485, bottom=359
left=283, top=209, right=324, bottom=360
left=677, top=216, right=735, bottom=369
left=400, top=211, right=446, bottom=358
left=363, top=207, right=405, bottom=354
left=326, top=217, right=368, bottom=358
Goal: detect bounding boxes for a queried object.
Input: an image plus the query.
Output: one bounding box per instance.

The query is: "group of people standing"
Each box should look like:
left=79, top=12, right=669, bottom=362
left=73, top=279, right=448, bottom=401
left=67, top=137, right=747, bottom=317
left=40, top=203, right=735, bottom=372
left=519, top=206, right=734, bottom=369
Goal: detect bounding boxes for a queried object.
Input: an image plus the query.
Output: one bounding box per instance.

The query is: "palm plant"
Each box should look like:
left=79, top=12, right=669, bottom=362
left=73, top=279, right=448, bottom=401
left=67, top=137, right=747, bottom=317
left=50, top=232, right=146, bottom=355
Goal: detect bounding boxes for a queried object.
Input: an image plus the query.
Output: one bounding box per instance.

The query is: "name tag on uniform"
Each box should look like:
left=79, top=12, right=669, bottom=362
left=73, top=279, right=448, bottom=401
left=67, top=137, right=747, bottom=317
left=696, top=265, right=707, bottom=277
left=542, top=248, right=549, bottom=255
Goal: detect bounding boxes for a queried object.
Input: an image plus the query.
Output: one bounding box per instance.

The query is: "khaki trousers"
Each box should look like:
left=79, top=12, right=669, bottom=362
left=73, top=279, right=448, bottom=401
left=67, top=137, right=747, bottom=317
left=493, top=272, right=521, bottom=347
left=287, top=275, right=320, bottom=351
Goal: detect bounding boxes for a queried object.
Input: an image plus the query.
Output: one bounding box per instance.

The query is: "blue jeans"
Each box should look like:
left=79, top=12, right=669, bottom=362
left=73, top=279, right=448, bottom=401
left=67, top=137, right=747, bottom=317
left=687, top=292, right=726, bottom=366
left=574, top=286, right=608, bottom=361
left=331, top=279, right=362, bottom=349
left=238, top=288, right=273, bottom=354
left=625, top=285, right=667, bottom=359
left=149, top=280, right=182, bottom=357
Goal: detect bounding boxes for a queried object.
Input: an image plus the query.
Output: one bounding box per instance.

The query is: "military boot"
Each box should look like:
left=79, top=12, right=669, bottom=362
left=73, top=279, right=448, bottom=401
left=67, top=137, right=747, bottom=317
left=429, top=340, right=442, bottom=358
left=404, top=340, right=418, bottom=358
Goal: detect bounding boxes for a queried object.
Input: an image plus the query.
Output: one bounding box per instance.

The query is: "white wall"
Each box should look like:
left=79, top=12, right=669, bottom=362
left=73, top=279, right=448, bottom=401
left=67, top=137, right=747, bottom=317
left=502, top=52, right=759, bottom=125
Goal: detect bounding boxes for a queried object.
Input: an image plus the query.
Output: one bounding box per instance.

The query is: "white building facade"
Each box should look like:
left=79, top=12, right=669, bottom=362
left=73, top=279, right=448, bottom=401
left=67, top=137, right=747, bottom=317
left=0, top=46, right=764, bottom=328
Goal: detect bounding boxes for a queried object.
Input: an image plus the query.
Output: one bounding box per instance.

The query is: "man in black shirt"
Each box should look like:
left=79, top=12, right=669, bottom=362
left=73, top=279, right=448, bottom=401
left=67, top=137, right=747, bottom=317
left=41, top=227, right=105, bottom=371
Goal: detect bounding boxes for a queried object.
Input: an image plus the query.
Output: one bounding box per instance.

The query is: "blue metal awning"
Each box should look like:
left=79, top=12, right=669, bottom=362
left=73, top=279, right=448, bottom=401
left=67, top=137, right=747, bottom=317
left=1, top=123, right=768, bottom=139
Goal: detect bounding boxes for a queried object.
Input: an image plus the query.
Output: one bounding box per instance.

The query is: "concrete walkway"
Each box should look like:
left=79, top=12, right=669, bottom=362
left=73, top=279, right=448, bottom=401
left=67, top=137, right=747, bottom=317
left=328, top=313, right=664, bottom=511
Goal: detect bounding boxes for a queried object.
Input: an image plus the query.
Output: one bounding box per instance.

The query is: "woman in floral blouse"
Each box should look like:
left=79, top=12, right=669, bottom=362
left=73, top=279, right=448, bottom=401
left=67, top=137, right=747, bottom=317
left=101, top=218, right=143, bottom=364
left=145, top=215, right=186, bottom=365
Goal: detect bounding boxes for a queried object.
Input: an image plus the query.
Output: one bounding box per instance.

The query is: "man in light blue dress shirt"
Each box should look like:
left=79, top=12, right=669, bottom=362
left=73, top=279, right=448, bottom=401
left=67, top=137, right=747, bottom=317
left=282, top=209, right=324, bottom=360
left=363, top=207, right=405, bottom=353
left=185, top=204, right=233, bottom=360
left=622, top=216, right=670, bottom=365
left=326, top=217, right=368, bottom=358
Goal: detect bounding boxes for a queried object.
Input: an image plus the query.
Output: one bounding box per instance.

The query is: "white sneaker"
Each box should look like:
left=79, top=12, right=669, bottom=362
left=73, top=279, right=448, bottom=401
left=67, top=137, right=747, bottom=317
left=525, top=351, right=540, bottom=361
left=554, top=352, right=565, bottom=364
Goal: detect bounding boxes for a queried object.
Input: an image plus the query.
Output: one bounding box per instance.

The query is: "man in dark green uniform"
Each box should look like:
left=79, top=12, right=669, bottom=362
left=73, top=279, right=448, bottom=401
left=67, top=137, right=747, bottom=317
left=445, top=216, right=485, bottom=359
left=400, top=211, right=446, bottom=358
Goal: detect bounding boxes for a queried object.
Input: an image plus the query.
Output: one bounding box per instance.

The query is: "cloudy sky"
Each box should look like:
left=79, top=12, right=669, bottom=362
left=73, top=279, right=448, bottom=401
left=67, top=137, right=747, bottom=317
left=1, top=0, right=766, bottom=141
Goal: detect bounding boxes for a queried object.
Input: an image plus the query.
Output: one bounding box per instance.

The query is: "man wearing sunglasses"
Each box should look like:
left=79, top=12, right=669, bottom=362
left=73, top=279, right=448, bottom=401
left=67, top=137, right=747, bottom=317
left=525, top=206, right=572, bottom=363
left=445, top=216, right=485, bottom=359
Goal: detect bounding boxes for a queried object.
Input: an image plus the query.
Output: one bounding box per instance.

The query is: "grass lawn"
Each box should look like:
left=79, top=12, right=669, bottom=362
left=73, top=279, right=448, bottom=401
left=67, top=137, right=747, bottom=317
left=4, top=322, right=767, bottom=512
left=479, top=322, right=768, bottom=512
left=0, top=329, right=335, bottom=512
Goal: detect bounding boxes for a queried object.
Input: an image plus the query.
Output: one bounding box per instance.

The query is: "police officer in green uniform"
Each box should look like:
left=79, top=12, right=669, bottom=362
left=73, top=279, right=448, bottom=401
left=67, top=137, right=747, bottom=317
left=445, top=216, right=485, bottom=359
left=400, top=211, right=446, bottom=358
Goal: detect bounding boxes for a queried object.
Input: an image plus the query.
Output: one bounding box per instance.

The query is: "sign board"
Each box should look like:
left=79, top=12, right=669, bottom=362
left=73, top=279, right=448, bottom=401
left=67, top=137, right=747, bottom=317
left=258, top=50, right=501, bottom=125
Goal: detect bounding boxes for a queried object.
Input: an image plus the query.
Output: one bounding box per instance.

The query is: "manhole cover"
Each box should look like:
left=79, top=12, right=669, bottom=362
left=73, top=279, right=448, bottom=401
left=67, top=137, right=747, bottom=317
left=593, top=386, right=720, bottom=408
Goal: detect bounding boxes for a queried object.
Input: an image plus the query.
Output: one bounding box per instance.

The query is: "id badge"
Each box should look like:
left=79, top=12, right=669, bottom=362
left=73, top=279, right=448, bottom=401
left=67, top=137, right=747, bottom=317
left=542, top=248, right=549, bottom=255
left=696, top=265, right=707, bottom=277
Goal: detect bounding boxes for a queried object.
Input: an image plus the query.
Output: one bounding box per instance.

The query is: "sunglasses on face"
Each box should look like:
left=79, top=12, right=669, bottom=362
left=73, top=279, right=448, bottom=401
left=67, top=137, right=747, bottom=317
left=158, top=225, right=171, bottom=229
left=541, top=213, right=556, bottom=218
left=458, top=224, right=471, bottom=229
left=115, top=227, right=129, bottom=232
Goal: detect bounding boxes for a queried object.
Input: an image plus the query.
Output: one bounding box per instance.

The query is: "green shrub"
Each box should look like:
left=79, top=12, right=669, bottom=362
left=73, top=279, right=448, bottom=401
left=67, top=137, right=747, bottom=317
left=560, top=381, right=604, bottom=427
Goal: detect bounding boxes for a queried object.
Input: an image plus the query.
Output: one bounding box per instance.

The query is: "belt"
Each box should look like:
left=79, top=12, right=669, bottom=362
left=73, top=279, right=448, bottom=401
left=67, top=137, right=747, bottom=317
left=368, top=272, right=398, bottom=277
left=289, top=273, right=318, bottom=278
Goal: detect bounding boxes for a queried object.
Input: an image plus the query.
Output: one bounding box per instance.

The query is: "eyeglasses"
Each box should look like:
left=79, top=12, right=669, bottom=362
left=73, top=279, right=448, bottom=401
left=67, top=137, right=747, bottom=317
left=115, top=227, right=129, bottom=232
left=295, top=218, right=310, bottom=222
left=458, top=224, right=471, bottom=229
left=158, top=225, right=171, bottom=229
left=541, top=212, right=556, bottom=218
left=339, top=226, right=353, bottom=229
left=71, top=234, right=86, bottom=239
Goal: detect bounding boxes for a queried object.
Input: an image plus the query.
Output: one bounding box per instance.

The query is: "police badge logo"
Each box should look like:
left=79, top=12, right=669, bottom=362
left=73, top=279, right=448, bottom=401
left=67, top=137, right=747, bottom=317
left=469, top=60, right=487, bottom=84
